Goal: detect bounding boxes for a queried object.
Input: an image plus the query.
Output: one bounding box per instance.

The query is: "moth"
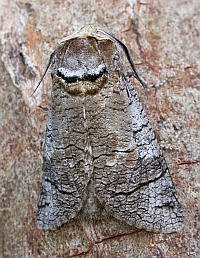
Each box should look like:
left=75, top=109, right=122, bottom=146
left=36, top=25, right=183, bottom=233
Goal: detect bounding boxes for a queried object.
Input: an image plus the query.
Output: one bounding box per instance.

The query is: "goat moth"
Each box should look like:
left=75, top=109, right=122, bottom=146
left=36, top=26, right=183, bottom=233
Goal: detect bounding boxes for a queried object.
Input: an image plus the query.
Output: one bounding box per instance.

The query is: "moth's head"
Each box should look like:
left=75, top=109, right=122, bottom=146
left=51, top=27, right=119, bottom=96
left=59, top=25, right=109, bottom=43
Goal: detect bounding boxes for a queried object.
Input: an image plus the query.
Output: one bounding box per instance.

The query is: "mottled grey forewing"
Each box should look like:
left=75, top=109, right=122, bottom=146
left=93, top=77, right=183, bottom=233
left=36, top=84, right=89, bottom=230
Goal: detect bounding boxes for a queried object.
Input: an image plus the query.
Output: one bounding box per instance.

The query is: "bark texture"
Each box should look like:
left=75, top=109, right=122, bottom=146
left=0, top=0, right=199, bottom=257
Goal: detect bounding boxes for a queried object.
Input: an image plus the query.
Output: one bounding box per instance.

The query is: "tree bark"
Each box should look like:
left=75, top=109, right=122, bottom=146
left=1, top=0, right=199, bottom=257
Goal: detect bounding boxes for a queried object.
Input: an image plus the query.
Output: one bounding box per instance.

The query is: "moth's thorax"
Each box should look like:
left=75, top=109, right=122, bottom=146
left=51, top=36, right=118, bottom=95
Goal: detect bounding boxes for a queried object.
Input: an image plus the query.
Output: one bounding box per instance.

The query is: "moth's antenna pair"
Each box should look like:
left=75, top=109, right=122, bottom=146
left=33, top=30, right=147, bottom=94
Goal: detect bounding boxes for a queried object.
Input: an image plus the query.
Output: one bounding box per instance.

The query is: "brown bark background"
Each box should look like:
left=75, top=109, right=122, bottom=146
left=0, top=0, right=199, bottom=257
